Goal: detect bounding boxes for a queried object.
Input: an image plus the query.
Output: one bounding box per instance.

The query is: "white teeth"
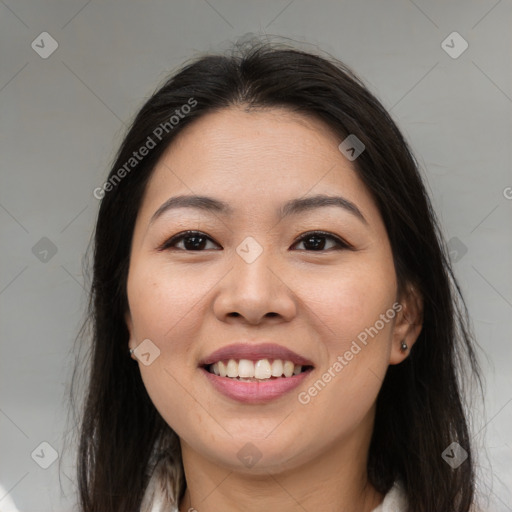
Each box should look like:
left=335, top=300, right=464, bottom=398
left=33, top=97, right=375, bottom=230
left=271, top=359, right=283, bottom=377
left=254, top=359, right=271, bottom=379
left=226, top=359, right=238, bottom=378
left=208, top=358, right=307, bottom=379
left=218, top=361, right=227, bottom=377
left=238, top=359, right=254, bottom=378
left=283, top=360, right=295, bottom=378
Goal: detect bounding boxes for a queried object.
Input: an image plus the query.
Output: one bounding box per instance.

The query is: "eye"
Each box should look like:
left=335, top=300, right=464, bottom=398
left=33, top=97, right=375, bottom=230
left=158, top=230, right=351, bottom=252
left=158, top=230, right=220, bottom=251
left=292, top=231, right=352, bottom=251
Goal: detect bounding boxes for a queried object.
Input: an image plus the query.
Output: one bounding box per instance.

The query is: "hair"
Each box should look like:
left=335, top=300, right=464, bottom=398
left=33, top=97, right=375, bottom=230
left=67, top=38, right=484, bottom=512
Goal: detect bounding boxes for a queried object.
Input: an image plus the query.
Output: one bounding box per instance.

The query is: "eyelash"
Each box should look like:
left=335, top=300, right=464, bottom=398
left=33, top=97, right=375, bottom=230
left=157, top=230, right=352, bottom=252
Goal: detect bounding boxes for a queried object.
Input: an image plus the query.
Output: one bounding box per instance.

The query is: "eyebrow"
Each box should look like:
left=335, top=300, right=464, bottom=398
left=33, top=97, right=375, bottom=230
left=149, top=193, right=368, bottom=226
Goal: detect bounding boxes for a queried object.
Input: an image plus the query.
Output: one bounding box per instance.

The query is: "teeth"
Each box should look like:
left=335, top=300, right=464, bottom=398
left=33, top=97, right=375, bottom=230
left=226, top=359, right=238, bottom=378
left=283, top=360, right=294, bottom=378
left=209, top=359, right=306, bottom=379
left=271, top=359, right=283, bottom=377
left=254, top=359, right=271, bottom=379
left=238, top=359, right=254, bottom=378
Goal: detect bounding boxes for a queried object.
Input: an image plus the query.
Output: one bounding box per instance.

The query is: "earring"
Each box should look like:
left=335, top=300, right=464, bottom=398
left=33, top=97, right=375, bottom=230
left=129, top=348, right=135, bottom=356
left=400, top=341, right=408, bottom=352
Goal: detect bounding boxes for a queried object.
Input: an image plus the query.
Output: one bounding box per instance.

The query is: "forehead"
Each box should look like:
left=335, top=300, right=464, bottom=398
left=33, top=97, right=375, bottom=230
left=167, top=106, right=342, bottom=168
left=136, top=107, right=381, bottom=230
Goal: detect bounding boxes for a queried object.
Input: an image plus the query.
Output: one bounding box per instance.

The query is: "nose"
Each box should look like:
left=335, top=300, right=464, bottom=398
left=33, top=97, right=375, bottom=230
left=212, top=245, right=297, bottom=325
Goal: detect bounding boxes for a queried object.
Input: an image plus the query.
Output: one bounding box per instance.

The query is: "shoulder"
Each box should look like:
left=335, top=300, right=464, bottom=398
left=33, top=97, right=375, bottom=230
left=371, top=481, right=408, bottom=512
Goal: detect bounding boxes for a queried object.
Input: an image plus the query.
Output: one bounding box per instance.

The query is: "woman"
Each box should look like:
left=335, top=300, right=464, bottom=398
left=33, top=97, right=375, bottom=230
left=70, top=40, right=484, bottom=511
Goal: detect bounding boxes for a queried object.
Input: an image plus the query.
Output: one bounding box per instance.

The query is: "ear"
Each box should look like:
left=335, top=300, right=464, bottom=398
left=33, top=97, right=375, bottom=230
left=389, top=282, right=423, bottom=365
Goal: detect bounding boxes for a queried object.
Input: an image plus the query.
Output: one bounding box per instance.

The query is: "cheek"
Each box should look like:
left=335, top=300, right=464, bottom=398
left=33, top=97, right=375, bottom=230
left=127, top=260, right=208, bottom=341
left=295, top=253, right=396, bottom=413
left=126, top=259, right=216, bottom=404
left=301, top=255, right=397, bottom=343
left=127, top=264, right=204, bottom=432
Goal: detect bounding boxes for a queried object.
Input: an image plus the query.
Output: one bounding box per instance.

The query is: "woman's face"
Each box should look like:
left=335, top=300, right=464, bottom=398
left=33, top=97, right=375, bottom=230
left=125, top=107, right=414, bottom=473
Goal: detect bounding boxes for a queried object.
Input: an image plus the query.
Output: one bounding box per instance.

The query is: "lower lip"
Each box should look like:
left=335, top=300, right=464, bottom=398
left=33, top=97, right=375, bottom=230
left=200, top=367, right=313, bottom=404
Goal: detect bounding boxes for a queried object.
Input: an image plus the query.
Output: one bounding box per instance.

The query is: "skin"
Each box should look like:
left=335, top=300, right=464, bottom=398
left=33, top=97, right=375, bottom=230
left=125, top=107, right=423, bottom=512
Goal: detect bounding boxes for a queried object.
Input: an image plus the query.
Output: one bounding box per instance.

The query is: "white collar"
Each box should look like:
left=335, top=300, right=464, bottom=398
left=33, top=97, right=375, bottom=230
left=371, top=481, right=408, bottom=512
left=142, top=478, right=407, bottom=512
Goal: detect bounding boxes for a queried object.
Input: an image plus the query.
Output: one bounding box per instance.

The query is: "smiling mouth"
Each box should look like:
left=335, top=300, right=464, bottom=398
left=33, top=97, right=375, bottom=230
left=202, top=358, right=314, bottom=381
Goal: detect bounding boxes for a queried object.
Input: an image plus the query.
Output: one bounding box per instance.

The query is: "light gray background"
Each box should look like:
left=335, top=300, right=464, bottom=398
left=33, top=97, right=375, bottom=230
left=1, top=1, right=511, bottom=511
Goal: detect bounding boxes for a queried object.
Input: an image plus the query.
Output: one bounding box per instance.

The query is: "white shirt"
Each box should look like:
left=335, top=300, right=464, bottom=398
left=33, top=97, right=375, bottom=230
left=0, top=484, right=22, bottom=512
left=371, top=481, right=408, bottom=511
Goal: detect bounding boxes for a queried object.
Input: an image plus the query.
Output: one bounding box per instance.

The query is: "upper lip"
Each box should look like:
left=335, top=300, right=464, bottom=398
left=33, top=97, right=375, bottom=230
left=199, top=343, right=315, bottom=367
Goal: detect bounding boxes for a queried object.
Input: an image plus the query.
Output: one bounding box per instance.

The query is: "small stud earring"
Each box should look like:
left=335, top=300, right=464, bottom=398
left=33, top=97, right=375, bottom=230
left=129, top=348, right=135, bottom=356
left=400, top=341, right=408, bottom=352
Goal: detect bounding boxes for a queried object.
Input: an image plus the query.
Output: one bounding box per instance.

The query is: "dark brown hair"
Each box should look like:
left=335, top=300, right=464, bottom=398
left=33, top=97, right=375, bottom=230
left=67, top=39, right=484, bottom=511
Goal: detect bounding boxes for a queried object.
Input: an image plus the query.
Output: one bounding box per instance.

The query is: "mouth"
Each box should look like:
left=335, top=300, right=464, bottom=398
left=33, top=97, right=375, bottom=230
left=198, top=342, right=315, bottom=403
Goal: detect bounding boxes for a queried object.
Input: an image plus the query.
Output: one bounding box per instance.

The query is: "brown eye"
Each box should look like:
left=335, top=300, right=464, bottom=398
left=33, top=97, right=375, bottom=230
left=292, top=231, right=351, bottom=251
left=159, top=231, right=220, bottom=251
